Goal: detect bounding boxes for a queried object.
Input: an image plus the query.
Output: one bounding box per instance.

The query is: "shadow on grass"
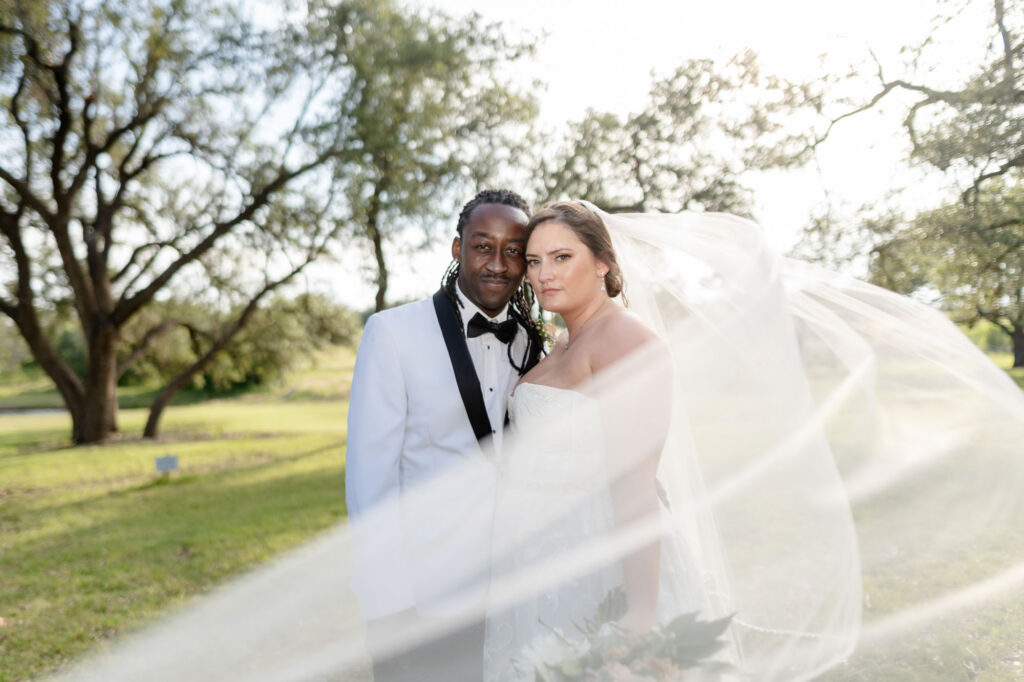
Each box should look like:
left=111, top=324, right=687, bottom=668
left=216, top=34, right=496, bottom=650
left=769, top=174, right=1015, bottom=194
left=0, top=384, right=249, bottom=412
left=0, top=462, right=348, bottom=681
left=0, top=429, right=73, bottom=457
left=4, top=440, right=344, bottom=523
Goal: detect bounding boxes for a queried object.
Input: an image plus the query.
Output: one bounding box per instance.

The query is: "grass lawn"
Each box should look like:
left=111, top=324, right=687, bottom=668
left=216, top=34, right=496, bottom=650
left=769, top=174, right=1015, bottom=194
left=988, top=351, right=1024, bottom=390
left=0, top=348, right=355, bottom=682
left=1, top=346, right=1022, bottom=680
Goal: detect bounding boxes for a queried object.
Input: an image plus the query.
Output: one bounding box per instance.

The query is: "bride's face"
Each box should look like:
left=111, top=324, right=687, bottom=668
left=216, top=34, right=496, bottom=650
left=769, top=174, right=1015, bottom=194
left=525, top=220, right=608, bottom=314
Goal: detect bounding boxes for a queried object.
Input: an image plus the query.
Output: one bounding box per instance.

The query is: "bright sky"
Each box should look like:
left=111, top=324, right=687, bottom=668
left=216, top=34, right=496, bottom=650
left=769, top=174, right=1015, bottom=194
left=314, top=0, right=992, bottom=310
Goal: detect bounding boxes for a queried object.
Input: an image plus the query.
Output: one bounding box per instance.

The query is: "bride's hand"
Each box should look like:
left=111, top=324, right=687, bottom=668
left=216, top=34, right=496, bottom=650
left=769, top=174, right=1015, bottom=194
left=616, top=607, right=655, bottom=634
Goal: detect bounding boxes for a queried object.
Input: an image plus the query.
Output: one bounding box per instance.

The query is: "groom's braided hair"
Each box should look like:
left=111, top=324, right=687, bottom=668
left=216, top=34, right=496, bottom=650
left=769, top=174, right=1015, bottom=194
left=441, top=189, right=546, bottom=373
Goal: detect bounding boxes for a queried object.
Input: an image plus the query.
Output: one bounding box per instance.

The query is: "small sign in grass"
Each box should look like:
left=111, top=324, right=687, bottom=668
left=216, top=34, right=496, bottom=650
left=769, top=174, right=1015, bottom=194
left=155, top=454, right=180, bottom=473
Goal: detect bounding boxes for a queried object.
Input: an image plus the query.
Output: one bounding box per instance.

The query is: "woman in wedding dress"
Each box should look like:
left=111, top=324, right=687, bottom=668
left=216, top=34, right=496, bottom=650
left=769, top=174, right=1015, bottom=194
left=483, top=202, right=728, bottom=681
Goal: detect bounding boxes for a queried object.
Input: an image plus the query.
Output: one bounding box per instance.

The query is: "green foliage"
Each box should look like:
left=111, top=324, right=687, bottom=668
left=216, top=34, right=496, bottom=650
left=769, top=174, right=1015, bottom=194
left=301, top=0, right=537, bottom=309
left=798, top=0, right=1024, bottom=366
left=194, top=293, right=361, bottom=393
left=962, top=319, right=1013, bottom=353
left=524, top=587, right=734, bottom=681
left=866, top=181, right=1024, bottom=361
left=0, top=316, right=32, bottom=379
left=534, top=51, right=823, bottom=214
left=115, top=293, right=360, bottom=393
left=1, top=0, right=531, bottom=440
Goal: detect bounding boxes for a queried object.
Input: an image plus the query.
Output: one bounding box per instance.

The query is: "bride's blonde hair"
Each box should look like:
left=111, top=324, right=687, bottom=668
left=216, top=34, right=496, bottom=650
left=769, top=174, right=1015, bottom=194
left=525, top=201, right=627, bottom=303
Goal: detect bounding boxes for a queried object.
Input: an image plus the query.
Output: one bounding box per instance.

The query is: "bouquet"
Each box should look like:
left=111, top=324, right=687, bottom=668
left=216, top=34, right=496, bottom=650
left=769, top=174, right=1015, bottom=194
left=518, top=588, right=734, bottom=681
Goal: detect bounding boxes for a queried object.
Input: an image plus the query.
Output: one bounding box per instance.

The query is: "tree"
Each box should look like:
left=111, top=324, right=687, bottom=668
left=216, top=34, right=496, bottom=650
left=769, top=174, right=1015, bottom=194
left=814, top=0, right=1023, bottom=203
left=799, top=0, right=1024, bottom=366
left=533, top=51, right=822, bottom=214
left=0, top=0, right=350, bottom=443
left=869, top=182, right=1024, bottom=366
left=0, top=0, right=534, bottom=442
left=305, top=0, right=536, bottom=311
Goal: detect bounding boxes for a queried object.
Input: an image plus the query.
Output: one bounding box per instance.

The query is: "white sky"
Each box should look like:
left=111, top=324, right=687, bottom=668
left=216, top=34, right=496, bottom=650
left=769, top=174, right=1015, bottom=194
left=311, top=0, right=992, bottom=310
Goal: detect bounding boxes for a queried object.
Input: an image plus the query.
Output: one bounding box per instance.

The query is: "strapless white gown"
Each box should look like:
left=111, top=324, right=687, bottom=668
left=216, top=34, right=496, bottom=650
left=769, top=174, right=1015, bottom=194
left=482, top=383, right=708, bottom=682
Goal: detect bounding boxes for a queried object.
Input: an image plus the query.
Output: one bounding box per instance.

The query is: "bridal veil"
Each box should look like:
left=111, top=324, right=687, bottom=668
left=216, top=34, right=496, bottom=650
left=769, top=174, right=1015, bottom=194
left=50, top=207, right=1024, bottom=681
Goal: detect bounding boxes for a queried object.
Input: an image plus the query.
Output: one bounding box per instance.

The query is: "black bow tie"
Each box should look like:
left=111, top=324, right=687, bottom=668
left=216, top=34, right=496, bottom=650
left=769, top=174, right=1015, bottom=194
left=466, top=313, right=518, bottom=343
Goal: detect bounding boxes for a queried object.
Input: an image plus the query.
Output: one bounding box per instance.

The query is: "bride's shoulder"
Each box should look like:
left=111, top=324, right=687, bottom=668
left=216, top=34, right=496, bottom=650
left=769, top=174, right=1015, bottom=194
left=588, top=309, right=662, bottom=372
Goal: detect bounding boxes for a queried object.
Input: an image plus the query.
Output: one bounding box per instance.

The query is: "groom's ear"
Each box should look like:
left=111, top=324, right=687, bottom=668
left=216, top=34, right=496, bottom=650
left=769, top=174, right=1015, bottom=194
left=451, top=236, right=461, bottom=262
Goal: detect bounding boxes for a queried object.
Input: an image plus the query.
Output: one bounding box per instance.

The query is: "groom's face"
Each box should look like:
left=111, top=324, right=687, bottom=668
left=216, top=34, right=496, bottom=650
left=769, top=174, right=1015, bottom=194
left=452, top=203, right=528, bottom=317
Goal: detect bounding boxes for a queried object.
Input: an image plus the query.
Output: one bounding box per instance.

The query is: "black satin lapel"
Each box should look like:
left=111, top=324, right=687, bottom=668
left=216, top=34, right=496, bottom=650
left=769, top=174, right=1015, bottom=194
left=432, top=289, right=493, bottom=443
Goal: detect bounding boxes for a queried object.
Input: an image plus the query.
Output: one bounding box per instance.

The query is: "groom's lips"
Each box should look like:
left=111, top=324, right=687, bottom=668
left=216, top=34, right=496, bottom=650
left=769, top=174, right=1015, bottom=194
left=481, top=277, right=511, bottom=289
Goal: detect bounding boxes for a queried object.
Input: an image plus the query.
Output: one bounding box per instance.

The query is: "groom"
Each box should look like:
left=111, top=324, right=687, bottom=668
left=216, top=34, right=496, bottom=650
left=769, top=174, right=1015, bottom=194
left=346, top=189, right=542, bottom=682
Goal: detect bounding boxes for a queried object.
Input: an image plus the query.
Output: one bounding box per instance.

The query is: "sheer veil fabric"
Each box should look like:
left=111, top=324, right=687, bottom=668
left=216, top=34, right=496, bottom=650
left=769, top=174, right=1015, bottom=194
left=50, top=208, right=1024, bottom=682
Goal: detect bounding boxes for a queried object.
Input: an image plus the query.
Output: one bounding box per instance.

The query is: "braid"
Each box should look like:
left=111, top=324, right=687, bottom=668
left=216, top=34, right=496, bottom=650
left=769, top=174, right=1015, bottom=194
left=507, top=283, right=547, bottom=374
left=441, top=260, right=464, bottom=329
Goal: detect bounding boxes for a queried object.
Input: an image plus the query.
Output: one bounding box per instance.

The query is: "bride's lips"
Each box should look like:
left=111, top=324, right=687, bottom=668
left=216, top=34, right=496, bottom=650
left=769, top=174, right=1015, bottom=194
left=541, top=288, right=559, bottom=295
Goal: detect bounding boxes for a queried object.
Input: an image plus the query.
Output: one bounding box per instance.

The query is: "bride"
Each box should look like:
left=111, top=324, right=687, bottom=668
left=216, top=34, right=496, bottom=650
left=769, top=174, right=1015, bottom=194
left=484, top=201, right=742, bottom=680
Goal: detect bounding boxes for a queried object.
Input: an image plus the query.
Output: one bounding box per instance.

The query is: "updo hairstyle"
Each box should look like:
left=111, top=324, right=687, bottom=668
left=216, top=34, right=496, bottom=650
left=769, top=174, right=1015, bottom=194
left=524, top=202, right=626, bottom=301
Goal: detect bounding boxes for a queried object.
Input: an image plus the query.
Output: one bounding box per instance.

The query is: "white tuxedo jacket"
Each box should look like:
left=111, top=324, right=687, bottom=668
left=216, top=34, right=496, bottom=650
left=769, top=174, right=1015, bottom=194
left=346, top=296, right=519, bottom=619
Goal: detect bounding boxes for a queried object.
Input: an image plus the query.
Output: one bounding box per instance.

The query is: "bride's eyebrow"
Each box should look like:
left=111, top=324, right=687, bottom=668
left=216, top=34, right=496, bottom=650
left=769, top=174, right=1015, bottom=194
left=525, top=247, right=574, bottom=258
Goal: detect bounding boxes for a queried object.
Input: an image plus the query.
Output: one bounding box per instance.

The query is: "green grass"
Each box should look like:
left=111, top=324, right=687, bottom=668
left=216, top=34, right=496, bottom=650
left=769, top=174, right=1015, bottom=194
left=0, top=348, right=355, bottom=682
left=1, top=346, right=1022, bottom=680
left=988, top=351, right=1024, bottom=390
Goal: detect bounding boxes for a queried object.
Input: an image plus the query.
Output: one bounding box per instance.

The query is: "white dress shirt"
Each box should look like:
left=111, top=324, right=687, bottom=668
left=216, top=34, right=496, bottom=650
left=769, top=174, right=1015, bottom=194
left=456, top=285, right=527, bottom=452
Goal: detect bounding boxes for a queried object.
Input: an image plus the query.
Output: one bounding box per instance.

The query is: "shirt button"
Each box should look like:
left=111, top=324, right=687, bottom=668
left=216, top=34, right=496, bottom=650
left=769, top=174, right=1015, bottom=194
left=491, top=430, right=496, bottom=434
left=489, top=387, right=493, bottom=392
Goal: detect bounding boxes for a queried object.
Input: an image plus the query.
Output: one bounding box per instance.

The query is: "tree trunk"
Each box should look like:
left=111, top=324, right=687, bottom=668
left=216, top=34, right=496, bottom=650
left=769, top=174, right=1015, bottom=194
left=76, top=322, right=120, bottom=443
left=1013, top=331, right=1024, bottom=368
left=142, top=272, right=298, bottom=438
left=144, top=380, right=183, bottom=439
left=367, top=172, right=389, bottom=312
left=371, top=226, right=388, bottom=313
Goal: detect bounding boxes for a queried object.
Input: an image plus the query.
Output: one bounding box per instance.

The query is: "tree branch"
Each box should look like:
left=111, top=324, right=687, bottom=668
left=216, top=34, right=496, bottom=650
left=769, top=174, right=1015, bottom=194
left=978, top=306, right=1015, bottom=336
left=0, top=167, right=54, bottom=221
left=110, top=240, right=174, bottom=284
left=142, top=248, right=325, bottom=438
left=0, top=201, right=85, bottom=408
left=49, top=18, right=82, bottom=205
left=963, top=150, right=1024, bottom=203
left=993, top=0, right=1016, bottom=82
left=117, top=319, right=178, bottom=377
left=813, top=81, right=902, bottom=148
left=11, top=71, right=33, bottom=178
left=113, top=152, right=335, bottom=326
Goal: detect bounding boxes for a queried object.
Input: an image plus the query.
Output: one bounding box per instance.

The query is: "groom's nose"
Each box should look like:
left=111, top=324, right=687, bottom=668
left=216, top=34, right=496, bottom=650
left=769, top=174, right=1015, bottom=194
left=485, top=251, right=509, bottom=273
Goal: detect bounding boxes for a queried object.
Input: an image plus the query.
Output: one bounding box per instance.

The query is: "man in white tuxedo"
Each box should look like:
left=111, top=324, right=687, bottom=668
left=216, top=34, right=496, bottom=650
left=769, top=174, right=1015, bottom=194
left=346, top=189, right=543, bottom=682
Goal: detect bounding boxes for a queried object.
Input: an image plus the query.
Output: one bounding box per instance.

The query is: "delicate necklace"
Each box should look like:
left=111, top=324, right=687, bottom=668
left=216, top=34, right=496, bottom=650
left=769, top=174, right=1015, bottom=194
left=563, top=299, right=612, bottom=350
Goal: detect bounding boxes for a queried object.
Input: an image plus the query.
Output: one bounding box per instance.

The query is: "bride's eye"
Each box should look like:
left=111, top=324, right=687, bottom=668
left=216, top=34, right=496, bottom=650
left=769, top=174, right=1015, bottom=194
left=526, top=257, right=540, bottom=266
left=555, top=254, right=570, bottom=262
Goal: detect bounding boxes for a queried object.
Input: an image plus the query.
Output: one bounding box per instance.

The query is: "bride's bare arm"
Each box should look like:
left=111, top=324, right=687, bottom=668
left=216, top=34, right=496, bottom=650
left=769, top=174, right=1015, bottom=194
left=588, top=313, right=672, bottom=631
